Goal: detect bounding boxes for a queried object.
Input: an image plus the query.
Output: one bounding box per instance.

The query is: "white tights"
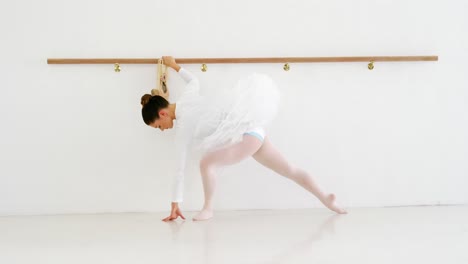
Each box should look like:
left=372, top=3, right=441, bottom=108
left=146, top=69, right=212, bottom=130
left=193, top=135, right=347, bottom=221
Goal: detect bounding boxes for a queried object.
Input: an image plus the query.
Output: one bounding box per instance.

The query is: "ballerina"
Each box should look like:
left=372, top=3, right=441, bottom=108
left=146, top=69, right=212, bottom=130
left=141, top=56, right=347, bottom=221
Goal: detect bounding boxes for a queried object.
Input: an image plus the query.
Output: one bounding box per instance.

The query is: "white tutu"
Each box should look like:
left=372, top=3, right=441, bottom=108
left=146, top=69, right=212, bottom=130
left=194, top=73, right=281, bottom=152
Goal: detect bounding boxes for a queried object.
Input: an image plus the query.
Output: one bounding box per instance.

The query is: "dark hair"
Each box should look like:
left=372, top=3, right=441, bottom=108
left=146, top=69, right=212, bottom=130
left=141, top=94, right=169, bottom=125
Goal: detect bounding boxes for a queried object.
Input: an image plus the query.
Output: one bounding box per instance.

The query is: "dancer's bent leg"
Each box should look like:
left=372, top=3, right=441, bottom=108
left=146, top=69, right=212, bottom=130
left=194, top=135, right=263, bottom=221
left=252, top=138, right=347, bottom=214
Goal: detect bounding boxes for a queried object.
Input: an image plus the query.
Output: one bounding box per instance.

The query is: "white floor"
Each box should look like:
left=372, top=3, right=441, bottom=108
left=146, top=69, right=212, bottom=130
left=0, top=206, right=467, bottom=264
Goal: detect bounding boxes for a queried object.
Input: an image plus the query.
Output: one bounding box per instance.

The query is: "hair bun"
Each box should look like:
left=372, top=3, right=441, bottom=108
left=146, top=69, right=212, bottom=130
left=141, top=94, right=152, bottom=107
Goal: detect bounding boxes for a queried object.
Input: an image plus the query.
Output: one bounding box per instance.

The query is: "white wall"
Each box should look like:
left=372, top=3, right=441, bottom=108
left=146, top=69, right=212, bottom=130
left=0, top=0, right=467, bottom=216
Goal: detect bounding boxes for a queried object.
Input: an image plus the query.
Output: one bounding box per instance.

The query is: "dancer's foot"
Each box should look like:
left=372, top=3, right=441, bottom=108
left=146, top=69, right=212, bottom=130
left=193, top=209, right=213, bottom=221
left=322, top=194, right=347, bottom=214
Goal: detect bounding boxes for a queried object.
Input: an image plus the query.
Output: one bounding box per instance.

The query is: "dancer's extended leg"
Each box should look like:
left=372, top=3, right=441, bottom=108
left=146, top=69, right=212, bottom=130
left=252, top=138, right=347, bottom=214
left=194, top=135, right=263, bottom=221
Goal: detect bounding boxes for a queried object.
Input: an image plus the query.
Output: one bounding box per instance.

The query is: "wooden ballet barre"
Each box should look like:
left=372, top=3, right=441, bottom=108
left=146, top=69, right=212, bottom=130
left=47, top=56, right=438, bottom=64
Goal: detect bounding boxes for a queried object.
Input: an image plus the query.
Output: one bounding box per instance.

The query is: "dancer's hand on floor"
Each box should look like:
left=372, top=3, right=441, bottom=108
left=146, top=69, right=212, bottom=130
left=162, top=202, right=186, bottom=221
